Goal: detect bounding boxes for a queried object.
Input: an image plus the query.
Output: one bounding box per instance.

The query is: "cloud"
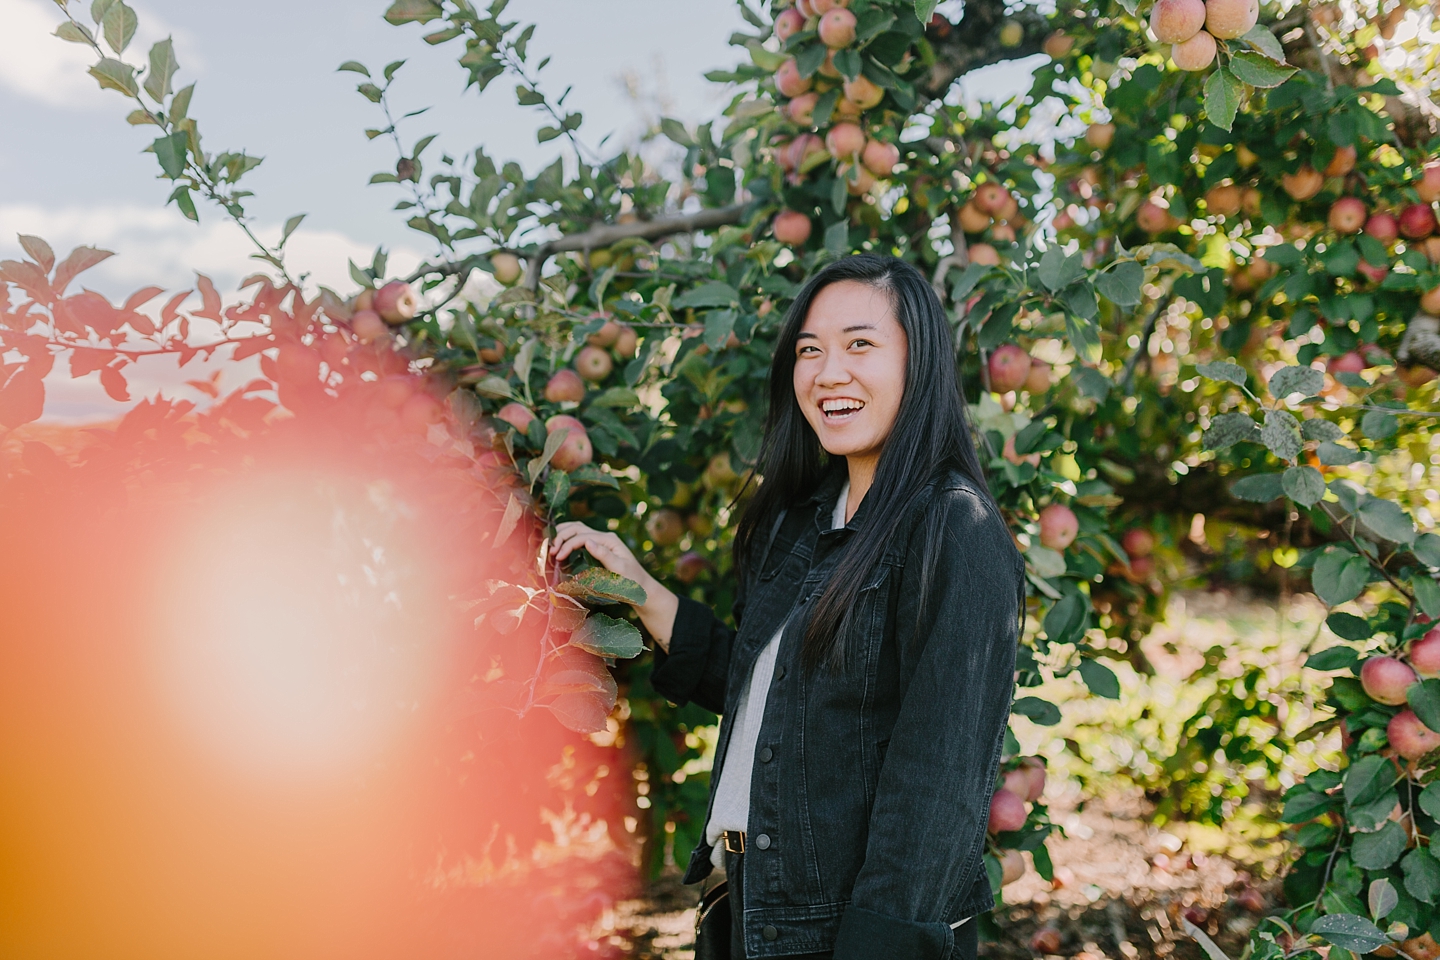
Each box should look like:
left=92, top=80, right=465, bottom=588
left=0, top=0, right=200, bottom=108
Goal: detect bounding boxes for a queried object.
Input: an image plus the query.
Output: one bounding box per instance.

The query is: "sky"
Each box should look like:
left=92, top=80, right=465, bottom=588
left=0, top=0, right=1040, bottom=419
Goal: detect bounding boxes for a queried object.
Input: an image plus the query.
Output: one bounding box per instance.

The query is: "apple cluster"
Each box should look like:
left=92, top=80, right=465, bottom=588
left=987, top=756, right=1047, bottom=886
left=1357, top=626, right=1440, bottom=760
left=1148, top=0, right=1260, bottom=72
left=767, top=0, right=903, bottom=246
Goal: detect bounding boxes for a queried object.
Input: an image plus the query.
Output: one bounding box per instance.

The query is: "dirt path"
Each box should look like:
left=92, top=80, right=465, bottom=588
left=613, top=789, right=1273, bottom=960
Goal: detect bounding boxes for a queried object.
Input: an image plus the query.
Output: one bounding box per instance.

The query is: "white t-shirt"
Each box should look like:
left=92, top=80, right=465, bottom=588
left=705, top=480, right=850, bottom=867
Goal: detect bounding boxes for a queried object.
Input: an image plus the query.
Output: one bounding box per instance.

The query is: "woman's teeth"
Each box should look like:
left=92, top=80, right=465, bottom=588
left=821, top=399, right=864, bottom=421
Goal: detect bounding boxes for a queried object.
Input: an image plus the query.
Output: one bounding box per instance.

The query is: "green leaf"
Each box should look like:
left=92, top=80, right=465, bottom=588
left=1270, top=365, right=1325, bottom=400
left=54, top=20, right=95, bottom=43
left=1282, top=788, right=1335, bottom=823
left=167, top=185, right=197, bottom=221
left=1284, top=465, right=1326, bottom=506
left=914, top=0, right=939, bottom=25
left=337, top=60, right=370, bottom=77
left=795, top=41, right=828, bottom=79
left=384, top=0, right=443, bottom=24
left=528, top=424, right=571, bottom=484
left=1302, top=418, right=1343, bottom=441
left=1361, top=409, right=1399, bottom=440
left=1404, top=849, right=1440, bottom=905
left=949, top=262, right=992, bottom=302
left=543, top=465, right=570, bottom=507
left=569, top=613, right=644, bottom=660
left=88, top=57, right=138, bottom=96
left=1415, top=576, right=1440, bottom=622
left=383, top=59, right=406, bottom=82
left=1229, top=51, right=1297, bottom=88
left=1078, top=659, right=1121, bottom=699
left=1345, top=754, right=1393, bottom=806
left=1413, top=679, right=1440, bottom=733
left=358, top=82, right=384, bottom=103
left=660, top=117, right=694, bottom=147
left=1319, top=441, right=1364, bottom=465
left=824, top=220, right=849, bottom=254
left=1351, top=821, right=1408, bottom=871
left=143, top=37, right=178, bottom=102
left=1370, top=877, right=1400, bottom=920
left=1043, top=593, right=1086, bottom=644
left=1203, top=66, right=1243, bottom=132
left=1417, top=533, right=1440, bottom=569
left=703, top=309, right=738, bottom=351
left=1196, top=360, right=1247, bottom=386
left=170, top=82, right=194, bottom=121
left=555, top=568, right=648, bottom=607
left=101, top=0, right=136, bottom=54
left=1011, top=696, right=1062, bottom=726
left=672, top=280, right=739, bottom=309
left=1305, top=646, right=1358, bottom=670
left=1261, top=409, right=1303, bottom=461
left=151, top=130, right=187, bottom=180
left=1312, top=549, right=1371, bottom=606
left=1326, top=612, right=1373, bottom=641
left=1230, top=473, right=1284, bottom=502
left=1038, top=247, right=1084, bottom=291
left=1203, top=411, right=1259, bottom=450
left=1062, top=282, right=1099, bottom=321
left=1311, top=914, right=1390, bottom=954
left=1420, top=781, right=1440, bottom=821
left=1241, top=23, right=1286, bottom=61
left=1096, top=260, right=1144, bottom=306
left=1359, top=498, right=1415, bottom=545
left=280, top=213, right=306, bottom=246
left=90, top=0, right=115, bottom=23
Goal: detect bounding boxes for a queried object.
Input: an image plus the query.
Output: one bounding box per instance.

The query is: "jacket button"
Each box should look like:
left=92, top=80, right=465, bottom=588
left=775, top=665, right=787, bottom=681
left=759, top=746, right=773, bottom=763
left=755, top=833, right=771, bottom=850
left=762, top=925, right=779, bottom=941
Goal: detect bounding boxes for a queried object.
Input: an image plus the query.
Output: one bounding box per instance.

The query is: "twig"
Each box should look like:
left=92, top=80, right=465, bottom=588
left=1301, top=3, right=1338, bottom=94
left=1120, top=295, right=1174, bottom=394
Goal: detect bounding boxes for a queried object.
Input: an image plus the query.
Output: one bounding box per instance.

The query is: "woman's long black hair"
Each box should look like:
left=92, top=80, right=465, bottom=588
left=733, top=253, right=994, bottom=671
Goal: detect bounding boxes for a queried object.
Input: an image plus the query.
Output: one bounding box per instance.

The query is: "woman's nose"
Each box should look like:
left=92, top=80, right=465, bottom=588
left=815, top=349, right=851, bottom=386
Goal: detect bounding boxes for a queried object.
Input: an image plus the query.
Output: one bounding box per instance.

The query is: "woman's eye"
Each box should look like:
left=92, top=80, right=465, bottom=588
left=850, top=339, right=872, bottom=349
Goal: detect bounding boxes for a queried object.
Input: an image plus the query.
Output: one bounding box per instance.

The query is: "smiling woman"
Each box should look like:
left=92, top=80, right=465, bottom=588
left=554, top=254, right=1026, bottom=960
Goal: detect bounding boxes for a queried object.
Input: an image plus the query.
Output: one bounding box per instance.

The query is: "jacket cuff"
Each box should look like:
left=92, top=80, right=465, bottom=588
left=650, top=595, right=717, bottom=706
left=833, top=905, right=953, bottom=960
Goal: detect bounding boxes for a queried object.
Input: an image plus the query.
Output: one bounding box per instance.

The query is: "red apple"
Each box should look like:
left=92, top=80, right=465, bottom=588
left=545, top=368, right=586, bottom=403
left=774, top=7, right=805, bottom=40
left=774, top=209, right=813, bottom=245
left=958, top=201, right=992, bottom=233
left=586, top=319, right=621, bottom=347
left=1043, top=31, right=1074, bottom=58
left=613, top=324, right=639, bottom=359
left=1171, top=31, right=1217, bottom=71
left=1361, top=656, right=1417, bottom=705
left=1025, top=358, right=1052, bottom=394
left=775, top=58, right=812, bottom=98
left=1122, top=528, right=1156, bottom=558
left=496, top=402, right=536, bottom=433
left=1328, top=351, right=1367, bottom=375
left=1206, top=183, right=1243, bottom=217
left=675, top=551, right=710, bottom=584
left=1401, top=202, right=1438, bottom=239
left=1357, top=259, right=1389, bottom=284
left=975, top=182, right=1012, bottom=215
left=1019, top=756, right=1047, bottom=801
left=1421, top=286, right=1440, bottom=314
left=575, top=345, right=614, bottom=382
left=825, top=122, right=867, bottom=160
left=351, top=309, right=388, bottom=344
left=375, top=280, right=419, bottom=325
left=1412, top=628, right=1440, bottom=678
left=1137, top=200, right=1177, bottom=233
left=1282, top=166, right=1324, bottom=201
left=1000, top=849, right=1026, bottom=885
left=1366, top=212, right=1401, bottom=243
left=842, top=75, right=883, bottom=110
left=1205, top=0, right=1259, bottom=38
left=1003, top=434, right=1041, bottom=467
left=861, top=139, right=900, bottom=178
left=1390, top=708, right=1440, bottom=760
left=1085, top=123, right=1115, bottom=151
left=818, top=7, right=857, bottom=47
left=1325, top=145, right=1358, bottom=178
left=1039, top=503, right=1079, bottom=550
left=988, top=344, right=1032, bottom=392
left=1328, top=196, right=1368, bottom=234
left=787, top=92, right=820, bottom=126
left=988, top=787, right=1028, bottom=833
left=1417, top=162, right=1440, bottom=204
left=545, top=414, right=593, bottom=471
left=968, top=242, right=1001, bottom=266
left=646, top=508, right=686, bottom=547
left=1030, top=927, right=1063, bottom=954
left=1150, top=0, right=1206, bottom=43
left=490, top=252, right=523, bottom=286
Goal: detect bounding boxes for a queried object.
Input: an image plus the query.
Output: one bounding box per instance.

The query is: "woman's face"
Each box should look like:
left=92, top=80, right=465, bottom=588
left=792, top=280, right=909, bottom=463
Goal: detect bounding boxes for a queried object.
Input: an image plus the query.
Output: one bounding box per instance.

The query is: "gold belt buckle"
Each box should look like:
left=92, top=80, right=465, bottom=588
left=723, top=830, right=746, bottom=854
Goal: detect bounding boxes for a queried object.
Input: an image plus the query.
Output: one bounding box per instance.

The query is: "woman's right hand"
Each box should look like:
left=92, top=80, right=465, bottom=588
left=553, top=521, right=680, bottom=649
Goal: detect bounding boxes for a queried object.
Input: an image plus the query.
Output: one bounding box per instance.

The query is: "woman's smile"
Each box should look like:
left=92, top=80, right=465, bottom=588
left=819, top=396, right=866, bottom=423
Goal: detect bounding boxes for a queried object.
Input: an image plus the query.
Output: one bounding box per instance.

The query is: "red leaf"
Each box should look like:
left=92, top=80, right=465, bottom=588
left=0, top=259, right=55, bottom=303
left=184, top=376, right=220, bottom=399
left=544, top=692, right=615, bottom=734
left=122, top=286, right=165, bottom=311
left=121, top=310, right=156, bottom=335
left=258, top=354, right=279, bottom=382
left=239, top=378, right=274, bottom=395
left=54, top=291, right=120, bottom=336
left=52, top=246, right=114, bottom=295
left=99, top=365, right=130, bottom=403
left=0, top=369, right=44, bottom=428
left=160, top=289, right=191, bottom=325
left=194, top=273, right=223, bottom=320
left=69, top=348, right=114, bottom=378
left=17, top=235, right=55, bottom=273
left=231, top=335, right=273, bottom=361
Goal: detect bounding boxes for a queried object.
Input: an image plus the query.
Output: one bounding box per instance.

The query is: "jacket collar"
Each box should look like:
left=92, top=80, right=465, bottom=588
left=804, top=463, right=872, bottom=533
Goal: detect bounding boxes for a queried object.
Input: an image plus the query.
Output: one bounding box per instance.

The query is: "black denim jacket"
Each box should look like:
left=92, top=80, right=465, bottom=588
left=652, top=465, right=1025, bottom=960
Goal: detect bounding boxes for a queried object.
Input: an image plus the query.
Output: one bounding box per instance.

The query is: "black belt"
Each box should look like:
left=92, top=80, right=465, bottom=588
left=722, top=829, right=746, bottom=854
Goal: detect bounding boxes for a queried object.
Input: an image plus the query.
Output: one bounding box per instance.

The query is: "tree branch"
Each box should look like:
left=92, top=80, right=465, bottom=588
left=920, top=0, right=1050, bottom=101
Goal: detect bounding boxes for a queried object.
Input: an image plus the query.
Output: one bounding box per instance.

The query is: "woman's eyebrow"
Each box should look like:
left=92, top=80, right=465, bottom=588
left=797, top=323, right=878, bottom=340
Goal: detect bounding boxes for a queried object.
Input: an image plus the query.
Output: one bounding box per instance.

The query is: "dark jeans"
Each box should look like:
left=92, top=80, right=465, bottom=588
left=720, top=851, right=980, bottom=960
